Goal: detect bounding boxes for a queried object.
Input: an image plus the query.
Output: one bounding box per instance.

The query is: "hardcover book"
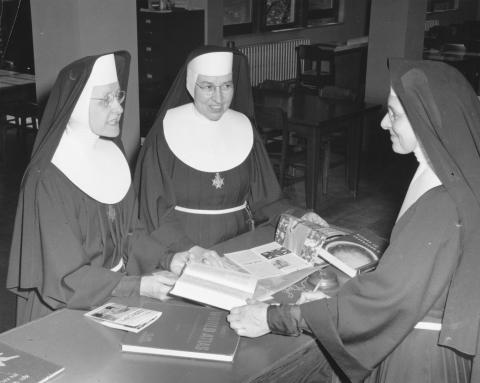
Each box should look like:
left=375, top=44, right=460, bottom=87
left=0, top=342, right=65, bottom=383
left=169, top=263, right=258, bottom=311
left=121, top=303, right=240, bottom=362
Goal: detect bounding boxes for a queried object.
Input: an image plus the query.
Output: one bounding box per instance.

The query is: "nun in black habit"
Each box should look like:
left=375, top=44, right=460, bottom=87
left=134, top=45, right=323, bottom=255
left=228, top=59, right=480, bottom=382
left=6, top=52, right=192, bottom=325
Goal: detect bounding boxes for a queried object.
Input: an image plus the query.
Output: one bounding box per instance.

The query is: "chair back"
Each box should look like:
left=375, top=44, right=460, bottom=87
left=296, top=45, right=335, bottom=90
left=254, top=104, right=289, bottom=186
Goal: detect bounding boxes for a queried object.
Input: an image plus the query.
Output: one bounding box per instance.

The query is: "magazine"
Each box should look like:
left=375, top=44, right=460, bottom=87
left=275, top=214, right=388, bottom=278
left=0, top=342, right=65, bottom=383
left=84, top=302, right=162, bottom=333
left=224, top=241, right=313, bottom=279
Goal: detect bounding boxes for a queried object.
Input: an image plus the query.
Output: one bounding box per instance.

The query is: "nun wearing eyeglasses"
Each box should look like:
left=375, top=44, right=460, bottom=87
left=134, top=46, right=322, bottom=260
left=6, top=52, right=197, bottom=325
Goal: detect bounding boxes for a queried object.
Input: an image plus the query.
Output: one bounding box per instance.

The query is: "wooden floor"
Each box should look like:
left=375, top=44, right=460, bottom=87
left=0, top=125, right=417, bottom=332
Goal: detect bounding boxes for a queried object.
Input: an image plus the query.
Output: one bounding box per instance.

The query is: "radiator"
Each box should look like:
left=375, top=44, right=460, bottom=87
left=238, top=39, right=310, bottom=86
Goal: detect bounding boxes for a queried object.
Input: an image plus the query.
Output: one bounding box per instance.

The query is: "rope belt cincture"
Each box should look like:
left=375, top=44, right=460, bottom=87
left=174, top=201, right=247, bottom=215
left=414, top=321, right=442, bottom=331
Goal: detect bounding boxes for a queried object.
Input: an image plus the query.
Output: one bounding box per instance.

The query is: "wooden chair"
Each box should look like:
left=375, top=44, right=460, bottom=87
left=0, top=101, right=41, bottom=163
left=254, top=103, right=333, bottom=195
left=254, top=104, right=289, bottom=187
left=295, top=44, right=335, bottom=91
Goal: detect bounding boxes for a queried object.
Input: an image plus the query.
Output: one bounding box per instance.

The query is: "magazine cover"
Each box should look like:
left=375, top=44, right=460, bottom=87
left=275, top=214, right=388, bottom=276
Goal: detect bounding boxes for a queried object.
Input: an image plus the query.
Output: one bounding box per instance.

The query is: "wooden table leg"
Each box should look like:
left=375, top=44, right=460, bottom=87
left=305, top=129, right=321, bottom=210
left=347, top=114, right=364, bottom=199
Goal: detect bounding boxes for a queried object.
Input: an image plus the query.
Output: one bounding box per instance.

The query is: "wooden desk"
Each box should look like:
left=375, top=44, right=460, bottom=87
left=0, top=69, right=35, bottom=103
left=0, top=227, right=328, bottom=383
left=254, top=88, right=381, bottom=210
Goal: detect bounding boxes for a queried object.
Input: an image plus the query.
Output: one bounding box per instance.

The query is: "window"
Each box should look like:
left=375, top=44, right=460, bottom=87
left=223, top=0, right=343, bottom=36
left=426, top=0, right=459, bottom=13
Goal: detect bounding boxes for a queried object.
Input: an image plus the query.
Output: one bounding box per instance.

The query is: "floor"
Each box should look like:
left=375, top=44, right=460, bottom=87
left=0, top=123, right=417, bottom=332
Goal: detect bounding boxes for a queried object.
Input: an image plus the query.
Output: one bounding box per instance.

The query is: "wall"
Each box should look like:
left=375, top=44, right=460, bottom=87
left=30, top=0, right=140, bottom=162
left=365, top=0, right=427, bottom=106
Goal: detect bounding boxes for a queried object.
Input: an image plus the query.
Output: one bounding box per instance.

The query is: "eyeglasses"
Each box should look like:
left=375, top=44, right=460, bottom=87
left=387, top=109, right=405, bottom=123
left=195, top=82, right=234, bottom=97
left=91, top=89, right=126, bottom=108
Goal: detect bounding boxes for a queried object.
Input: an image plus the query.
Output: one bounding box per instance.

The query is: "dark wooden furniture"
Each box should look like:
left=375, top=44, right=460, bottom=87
left=137, top=8, right=204, bottom=136
left=0, top=227, right=328, bottom=383
left=254, top=88, right=381, bottom=210
left=0, top=70, right=36, bottom=162
left=296, top=44, right=336, bottom=90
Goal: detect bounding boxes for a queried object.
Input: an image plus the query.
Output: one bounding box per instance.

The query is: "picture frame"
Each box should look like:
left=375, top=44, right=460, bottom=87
left=307, top=0, right=341, bottom=25
left=223, top=0, right=254, bottom=36
left=261, top=0, right=298, bottom=31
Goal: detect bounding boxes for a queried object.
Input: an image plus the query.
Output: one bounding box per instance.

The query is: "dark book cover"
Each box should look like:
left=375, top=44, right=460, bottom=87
left=322, top=228, right=388, bottom=274
left=0, top=342, right=65, bottom=383
left=121, top=303, right=240, bottom=362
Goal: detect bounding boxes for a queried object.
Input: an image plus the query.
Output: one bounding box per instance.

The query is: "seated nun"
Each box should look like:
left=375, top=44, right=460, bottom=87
left=134, top=45, right=324, bottom=255
left=6, top=52, right=207, bottom=325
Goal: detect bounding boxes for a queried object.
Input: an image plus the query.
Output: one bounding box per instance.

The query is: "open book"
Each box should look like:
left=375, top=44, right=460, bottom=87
left=224, top=241, right=313, bottom=279
left=169, top=263, right=258, bottom=311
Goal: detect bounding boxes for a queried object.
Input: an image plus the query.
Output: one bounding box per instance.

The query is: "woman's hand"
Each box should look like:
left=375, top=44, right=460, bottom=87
left=188, top=246, right=224, bottom=269
left=170, top=247, right=224, bottom=275
left=227, top=299, right=271, bottom=338
left=140, top=270, right=178, bottom=300
left=169, top=251, right=190, bottom=275
left=301, top=211, right=329, bottom=227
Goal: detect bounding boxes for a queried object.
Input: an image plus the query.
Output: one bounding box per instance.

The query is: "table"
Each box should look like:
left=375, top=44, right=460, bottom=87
left=0, top=69, right=36, bottom=162
left=254, top=88, right=381, bottom=210
left=0, top=69, right=35, bottom=103
left=0, top=227, right=329, bottom=383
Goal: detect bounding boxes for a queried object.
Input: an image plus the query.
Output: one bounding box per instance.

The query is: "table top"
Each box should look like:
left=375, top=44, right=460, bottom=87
left=423, top=48, right=480, bottom=62
left=0, top=69, right=36, bottom=103
left=0, top=227, right=324, bottom=383
left=253, top=88, right=380, bottom=128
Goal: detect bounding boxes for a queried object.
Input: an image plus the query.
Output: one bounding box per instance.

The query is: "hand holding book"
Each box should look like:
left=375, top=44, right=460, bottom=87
left=140, top=270, right=178, bottom=300
left=170, top=246, right=224, bottom=275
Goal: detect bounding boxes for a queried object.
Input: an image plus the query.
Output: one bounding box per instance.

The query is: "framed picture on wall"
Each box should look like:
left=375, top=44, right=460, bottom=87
left=223, top=0, right=254, bottom=36
left=261, top=0, right=299, bottom=31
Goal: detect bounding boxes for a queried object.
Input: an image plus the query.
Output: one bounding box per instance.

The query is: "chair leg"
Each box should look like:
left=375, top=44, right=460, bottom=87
left=322, top=140, right=331, bottom=195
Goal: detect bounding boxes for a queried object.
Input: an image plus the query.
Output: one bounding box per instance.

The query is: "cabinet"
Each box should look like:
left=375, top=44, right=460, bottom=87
left=137, top=8, right=204, bottom=136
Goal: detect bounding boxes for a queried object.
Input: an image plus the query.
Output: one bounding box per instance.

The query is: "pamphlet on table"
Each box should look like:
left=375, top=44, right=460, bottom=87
left=84, top=302, right=162, bottom=333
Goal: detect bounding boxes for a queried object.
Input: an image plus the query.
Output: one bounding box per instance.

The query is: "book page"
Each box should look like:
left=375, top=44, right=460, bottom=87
left=181, top=263, right=257, bottom=293
left=170, top=273, right=255, bottom=310
left=225, top=241, right=312, bottom=279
